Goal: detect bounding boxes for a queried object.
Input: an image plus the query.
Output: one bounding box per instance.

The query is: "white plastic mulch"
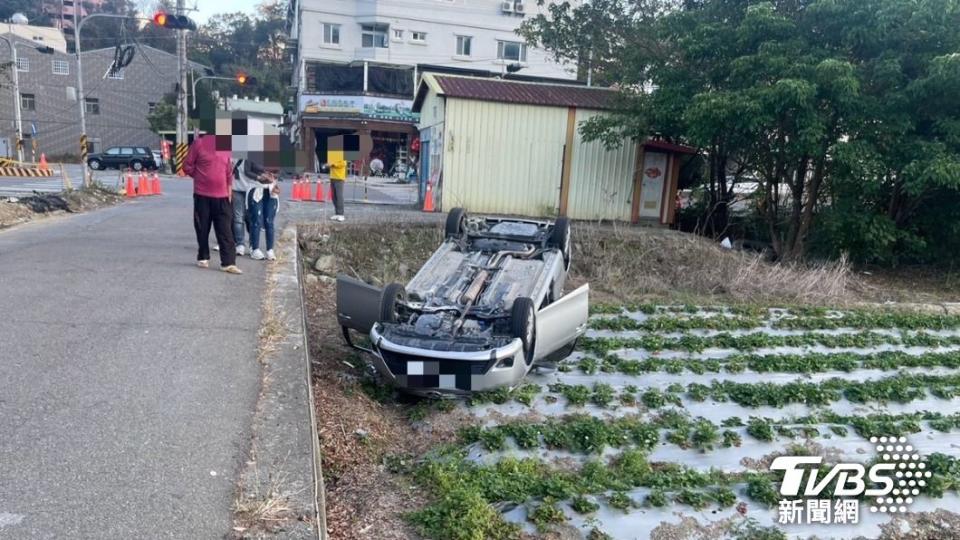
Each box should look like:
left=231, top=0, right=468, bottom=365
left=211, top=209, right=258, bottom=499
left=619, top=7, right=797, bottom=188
left=458, top=307, right=960, bottom=539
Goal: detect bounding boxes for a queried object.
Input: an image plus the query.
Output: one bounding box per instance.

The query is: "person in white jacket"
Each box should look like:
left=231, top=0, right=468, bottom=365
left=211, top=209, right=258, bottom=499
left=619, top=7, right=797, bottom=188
left=240, top=159, right=279, bottom=261
left=230, top=158, right=259, bottom=256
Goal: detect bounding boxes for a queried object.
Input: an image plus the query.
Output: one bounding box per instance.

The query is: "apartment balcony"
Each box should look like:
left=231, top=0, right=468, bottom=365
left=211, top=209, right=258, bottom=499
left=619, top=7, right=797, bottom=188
left=353, top=47, right=394, bottom=63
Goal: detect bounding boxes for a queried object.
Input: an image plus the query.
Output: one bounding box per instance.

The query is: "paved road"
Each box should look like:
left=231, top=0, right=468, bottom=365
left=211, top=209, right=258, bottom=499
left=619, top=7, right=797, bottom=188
left=0, top=178, right=264, bottom=539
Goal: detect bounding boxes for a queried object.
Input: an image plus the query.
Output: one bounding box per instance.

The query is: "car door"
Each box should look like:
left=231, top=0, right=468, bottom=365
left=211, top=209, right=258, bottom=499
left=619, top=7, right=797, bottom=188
left=120, top=147, right=134, bottom=167
left=533, top=284, right=589, bottom=360
left=336, top=275, right=382, bottom=334
left=103, top=147, right=120, bottom=167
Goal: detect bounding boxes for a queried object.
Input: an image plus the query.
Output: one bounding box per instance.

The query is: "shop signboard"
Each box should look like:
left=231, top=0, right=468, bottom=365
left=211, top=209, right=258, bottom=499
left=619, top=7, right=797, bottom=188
left=299, top=94, right=419, bottom=122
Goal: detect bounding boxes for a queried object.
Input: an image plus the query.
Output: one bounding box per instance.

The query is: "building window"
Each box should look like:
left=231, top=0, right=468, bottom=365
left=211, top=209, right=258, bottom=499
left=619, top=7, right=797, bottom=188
left=52, top=59, right=69, bottom=75
left=109, top=68, right=124, bottom=80
left=411, top=31, right=427, bottom=42
left=322, top=23, right=340, bottom=45
left=497, top=40, right=527, bottom=62
left=393, top=29, right=403, bottom=40
left=85, top=98, right=100, bottom=115
left=16, top=57, right=29, bottom=72
left=456, top=35, right=472, bottom=56
left=361, top=24, right=388, bottom=48
left=20, top=93, right=36, bottom=111
left=148, top=102, right=157, bottom=114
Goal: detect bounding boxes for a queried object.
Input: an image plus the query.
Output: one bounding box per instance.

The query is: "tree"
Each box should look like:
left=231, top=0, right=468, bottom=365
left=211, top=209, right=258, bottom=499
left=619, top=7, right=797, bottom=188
left=147, top=95, right=176, bottom=133
left=522, top=0, right=960, bottom=264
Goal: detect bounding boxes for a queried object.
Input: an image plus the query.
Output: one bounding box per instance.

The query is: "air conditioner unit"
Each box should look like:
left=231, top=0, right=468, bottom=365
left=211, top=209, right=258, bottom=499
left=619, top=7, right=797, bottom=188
left=500, top=1, right=514, bottom=12
left=513, top=2, right=525, bottom=14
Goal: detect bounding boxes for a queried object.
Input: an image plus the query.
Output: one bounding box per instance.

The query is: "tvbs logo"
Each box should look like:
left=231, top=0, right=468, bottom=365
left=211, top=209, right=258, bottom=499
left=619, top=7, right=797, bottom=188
left=771, top=436, right=930, bottom=525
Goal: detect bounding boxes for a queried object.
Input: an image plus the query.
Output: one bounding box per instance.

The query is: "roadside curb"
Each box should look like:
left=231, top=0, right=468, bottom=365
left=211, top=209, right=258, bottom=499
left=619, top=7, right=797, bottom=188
left=231, top=225, right=325, bottom=539
left=294, top=226, right=329, bottom=540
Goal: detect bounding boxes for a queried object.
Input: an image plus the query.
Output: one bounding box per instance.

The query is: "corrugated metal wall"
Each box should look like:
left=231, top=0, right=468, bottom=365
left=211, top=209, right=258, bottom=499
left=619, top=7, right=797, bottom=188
left=441, top=98, right=567, bottom=216
left=566, top=109, right=637, bottom=221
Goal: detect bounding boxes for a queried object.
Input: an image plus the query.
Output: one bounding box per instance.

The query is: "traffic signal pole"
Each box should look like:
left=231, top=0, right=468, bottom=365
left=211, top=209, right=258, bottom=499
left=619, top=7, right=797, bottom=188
left=176, top=0, right=188, bottom=175
left=74, top=12, right=141, bottom=187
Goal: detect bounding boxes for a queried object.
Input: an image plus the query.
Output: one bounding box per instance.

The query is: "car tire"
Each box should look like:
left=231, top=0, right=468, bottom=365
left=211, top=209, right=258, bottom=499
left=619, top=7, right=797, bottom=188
left=88, top=159, right=101, bottom=170
left=510, top=297, right=536, bottom=364
left=445, top=207, right=467, bottom=239
left=131, top=161, right=143, bottom=171
left=380, top=283, right=407, bottom=324
left=548, top=217, right=571, bottom=267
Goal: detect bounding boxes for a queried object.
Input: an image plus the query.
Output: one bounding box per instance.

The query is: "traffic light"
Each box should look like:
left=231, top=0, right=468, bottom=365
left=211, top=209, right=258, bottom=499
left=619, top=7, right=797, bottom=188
left=236, top=73, right=258, bottom=86
left=152, top=11, right=197, bottom=31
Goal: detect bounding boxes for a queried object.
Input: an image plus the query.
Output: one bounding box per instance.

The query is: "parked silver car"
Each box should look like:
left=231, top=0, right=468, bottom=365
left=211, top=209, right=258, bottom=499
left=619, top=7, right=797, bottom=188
left=336, top=208, right=589, bottom=397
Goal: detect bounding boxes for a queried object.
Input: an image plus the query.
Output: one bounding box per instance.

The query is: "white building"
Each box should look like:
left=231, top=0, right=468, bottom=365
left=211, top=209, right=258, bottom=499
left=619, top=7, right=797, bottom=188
left=285, top=0, right=579, bottom=175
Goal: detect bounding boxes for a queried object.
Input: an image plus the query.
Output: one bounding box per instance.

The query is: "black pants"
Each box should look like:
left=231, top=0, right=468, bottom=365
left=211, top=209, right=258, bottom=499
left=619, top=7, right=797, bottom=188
left=331, top=180, right=344, bottom=215
left=193, top=194, right=236, bottom=267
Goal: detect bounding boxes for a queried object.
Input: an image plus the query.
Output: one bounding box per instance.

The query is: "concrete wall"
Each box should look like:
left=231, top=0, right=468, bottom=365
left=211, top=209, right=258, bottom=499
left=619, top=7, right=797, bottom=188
left=0, top=37, right=197, bottom=159
left=295, top=0, right=577, bottom=80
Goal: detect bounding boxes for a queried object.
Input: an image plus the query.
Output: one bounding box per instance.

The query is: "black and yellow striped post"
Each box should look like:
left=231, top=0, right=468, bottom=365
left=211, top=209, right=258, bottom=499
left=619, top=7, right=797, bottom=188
left=175, top=143, right=188, bottom=176
left=80, top=134, right=90, bottom=186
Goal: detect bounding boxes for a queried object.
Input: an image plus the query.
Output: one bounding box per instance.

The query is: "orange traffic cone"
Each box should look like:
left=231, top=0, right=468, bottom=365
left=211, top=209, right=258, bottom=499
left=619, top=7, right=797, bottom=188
left=290, top=178, right=301, bottom=201
left=312, top=175, right=325, bottom=202
left=39, top=153, right=49, bottom=172
left=423, top=182, right=435, bottom=212
left=138, top=172, right=150, bottom=196
left=151, top=172, right=161, bottom=195
left=125, top=170, right=136, bottom=197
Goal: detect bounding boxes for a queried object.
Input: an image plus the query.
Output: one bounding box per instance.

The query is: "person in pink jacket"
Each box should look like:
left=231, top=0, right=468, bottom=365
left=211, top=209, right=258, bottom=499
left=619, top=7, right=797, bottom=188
left=184, top=134, right=242, bottom=274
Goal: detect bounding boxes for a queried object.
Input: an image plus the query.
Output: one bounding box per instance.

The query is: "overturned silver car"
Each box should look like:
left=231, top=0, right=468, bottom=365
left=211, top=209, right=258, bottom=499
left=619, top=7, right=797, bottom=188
left=336, top=208, right=589, bottom=397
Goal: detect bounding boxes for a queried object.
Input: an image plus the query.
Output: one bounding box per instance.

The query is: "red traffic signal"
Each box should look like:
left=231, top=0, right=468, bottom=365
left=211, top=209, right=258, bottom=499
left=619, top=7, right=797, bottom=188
left=152, top=11, right=196, bottom=31
left=236, top=73, right=258, bottom=86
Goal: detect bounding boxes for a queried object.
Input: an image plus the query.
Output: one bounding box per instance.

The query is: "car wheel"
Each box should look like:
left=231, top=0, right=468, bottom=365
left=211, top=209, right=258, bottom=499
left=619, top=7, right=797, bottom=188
left=88, top=159, right=101, bottom=170
left=445, top=207, right=467, bottom=239
left=549, top=217, right=571, bottom=267
left=510, top=297, right=536, bottom=364
left=380, top=283, right=407, bottom=324
left=131, top=161, right=143, bottom=171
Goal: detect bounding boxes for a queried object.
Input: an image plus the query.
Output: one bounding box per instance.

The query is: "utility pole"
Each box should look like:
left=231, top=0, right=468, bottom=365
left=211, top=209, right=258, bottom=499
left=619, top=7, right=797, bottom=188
left=74, top=5, right=89, bottom=185
left=0, top=26, right=24, bottom=162
left=175, top=0, right=188, bottom=175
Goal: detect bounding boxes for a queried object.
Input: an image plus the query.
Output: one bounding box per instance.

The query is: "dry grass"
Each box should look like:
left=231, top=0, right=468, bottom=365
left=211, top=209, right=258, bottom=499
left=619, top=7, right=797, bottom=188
left=568, top=223, right=856, bottom=306
left=300, top=249, right=439, bottom=540
left=256, top=289, right=285, bottom=365
left=232, top=464, right=303, bottom=536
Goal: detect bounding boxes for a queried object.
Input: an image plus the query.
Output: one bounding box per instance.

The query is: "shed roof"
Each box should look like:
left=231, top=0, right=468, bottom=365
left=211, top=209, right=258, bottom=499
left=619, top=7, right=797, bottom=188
left=413, top=73, right=616, bottom=112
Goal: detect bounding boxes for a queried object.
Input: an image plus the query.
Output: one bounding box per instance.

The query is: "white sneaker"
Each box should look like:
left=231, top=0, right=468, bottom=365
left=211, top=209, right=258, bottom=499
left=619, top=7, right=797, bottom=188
left=236, top=245, right=246, bottom=256
left=251, top=249, right=265, bottom=260
left=335, top=215, right=346, bottom=222
left=329, top=214, right=339, bottom=221
left=266, top=249, right=276, bottom=261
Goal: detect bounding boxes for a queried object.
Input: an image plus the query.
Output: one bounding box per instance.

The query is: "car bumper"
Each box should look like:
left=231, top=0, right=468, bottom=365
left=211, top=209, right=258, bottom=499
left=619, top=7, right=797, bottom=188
left=369, top=325, right=529, bottom=397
